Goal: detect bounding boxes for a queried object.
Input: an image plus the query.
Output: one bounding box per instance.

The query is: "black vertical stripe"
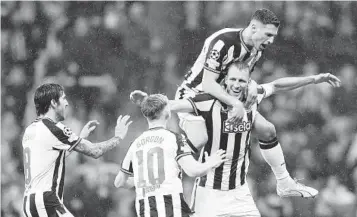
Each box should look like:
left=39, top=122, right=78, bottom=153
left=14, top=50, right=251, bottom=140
left=180, top=193, right=192, bottom=217
left=42, top=119, right=77, bottom=146
left=58, top=151, right=65, bottom=199
left=43, top=192, right=58, bottom=217
left=23, top=196, right=29, bottom=217
left=51, top=151, right=63, bottom=193
left=29, top=193, right=39, bottom=217
left=139, top=199, right=145, bottom=217
left=213, top=110, right=228, bottom=189
left=240, top=112, right=253, bottom=186
left=163, top=195, right=174, bottom=217
left=148, top=196, right=158, bottom=217
left=199, top=102, right=215, bottom=187
left=228, top=133, right=242, bottom=190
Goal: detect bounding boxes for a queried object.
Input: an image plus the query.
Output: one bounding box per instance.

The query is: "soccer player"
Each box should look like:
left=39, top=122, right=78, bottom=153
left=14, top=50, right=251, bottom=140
left=171, top=62, right=341, bottom=216
left=175, top=8, right=341, bottom=198
left=22, top=83, right=132, bottom=217
left=114, top=92, right=228, bottom=217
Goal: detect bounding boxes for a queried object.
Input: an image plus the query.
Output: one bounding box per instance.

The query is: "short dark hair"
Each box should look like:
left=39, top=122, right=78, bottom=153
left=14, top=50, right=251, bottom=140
left=140, top=94, right=168, bottom=120
left=251, top=8, right=280, bottom=27
left=34, top=83, right=64, bottom=116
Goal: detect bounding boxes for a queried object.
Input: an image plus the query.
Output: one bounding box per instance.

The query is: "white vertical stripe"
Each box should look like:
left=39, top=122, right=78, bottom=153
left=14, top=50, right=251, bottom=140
left=221, top=133, right=236, bottom=190
left=172, top=193, right=182, bottom=217
left=156, top=196, right=166, bottom=217
left=212, top=40, right=225, bottom=52
left=135, top=200, right=140, bottom=217
left=144, top=197, right=150, bottom=217
left=25, top=196, right=32, bottom=217
left=35, top=193, right=48, bottom=217
left=206, top=102, right=222, bottom=187
left=56, top=152, right=64, bottom=200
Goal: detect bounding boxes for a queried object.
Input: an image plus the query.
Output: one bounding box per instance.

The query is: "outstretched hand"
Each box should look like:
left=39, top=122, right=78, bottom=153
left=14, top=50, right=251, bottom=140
left=80, top=120, right=100, bottom=138
left=314, top=73, right=341, bottom=87
left=115, top=115, right=133, bottom=139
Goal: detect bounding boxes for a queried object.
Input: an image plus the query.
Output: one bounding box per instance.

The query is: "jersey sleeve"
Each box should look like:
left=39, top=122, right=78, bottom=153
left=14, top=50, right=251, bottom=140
left=42, top=119, right=81, bottom=151
left=187, top=93, right=215, bottom=116
left=121, top=144, right=134, bottom=176
left=203, top=39, right=228, bottom=74
left=174, top=133, right=193, bottom=161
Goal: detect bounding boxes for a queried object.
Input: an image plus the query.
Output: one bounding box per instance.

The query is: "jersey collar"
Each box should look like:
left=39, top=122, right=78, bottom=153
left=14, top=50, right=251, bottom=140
left=148, top=126, right=165, bottom=131
left=240, top=29, right=252, bottom=53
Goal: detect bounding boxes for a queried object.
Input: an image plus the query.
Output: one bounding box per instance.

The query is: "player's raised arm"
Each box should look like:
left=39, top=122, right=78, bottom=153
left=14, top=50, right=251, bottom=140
left=258, top=73, right=342, bottom=98
left=73, top=115, right=132, bottom=159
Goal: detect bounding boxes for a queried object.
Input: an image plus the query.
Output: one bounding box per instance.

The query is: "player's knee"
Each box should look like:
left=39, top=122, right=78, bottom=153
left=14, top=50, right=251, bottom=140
left=185, top=129, right=208, bottom=148
left=258, top=121, right=276, bottom=141
left=179, top=117, right=208, bottom=148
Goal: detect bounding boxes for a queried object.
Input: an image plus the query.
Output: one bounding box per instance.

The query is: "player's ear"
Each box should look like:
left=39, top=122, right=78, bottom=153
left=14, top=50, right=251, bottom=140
left=50, top=99, right=57, bottom=108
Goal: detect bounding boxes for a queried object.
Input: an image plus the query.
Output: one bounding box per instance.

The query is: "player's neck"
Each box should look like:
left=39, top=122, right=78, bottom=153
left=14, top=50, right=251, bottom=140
left=40, top=110, right=59, bottom=123
left=242, top=27, right=254, bottom=48
left=148, top=119, right=167, bottom=130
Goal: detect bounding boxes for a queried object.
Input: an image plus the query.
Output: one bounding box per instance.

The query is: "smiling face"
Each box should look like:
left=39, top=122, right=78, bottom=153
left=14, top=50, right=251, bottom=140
left=251, top=20, right=279, bottom=51
left=225, top=63, right=250, bottom=100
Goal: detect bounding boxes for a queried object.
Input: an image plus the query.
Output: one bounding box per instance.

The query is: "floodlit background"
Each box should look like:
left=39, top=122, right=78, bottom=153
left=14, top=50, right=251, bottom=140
left=2, top=1, right=357, bottom=217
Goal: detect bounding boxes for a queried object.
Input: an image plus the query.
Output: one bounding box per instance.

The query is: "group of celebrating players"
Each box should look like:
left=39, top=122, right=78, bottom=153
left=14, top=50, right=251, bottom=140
left=22, top=9, right=341, bottom=217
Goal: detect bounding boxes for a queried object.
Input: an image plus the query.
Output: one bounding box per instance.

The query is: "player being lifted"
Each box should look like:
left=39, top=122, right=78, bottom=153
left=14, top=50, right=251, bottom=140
left=114, top=93, right=227, bottom=217
left=22, top=83, right=132, bottom=217
left=175, top=8, right=340, bottom=198
left=172, top=62, right=340, bottom=216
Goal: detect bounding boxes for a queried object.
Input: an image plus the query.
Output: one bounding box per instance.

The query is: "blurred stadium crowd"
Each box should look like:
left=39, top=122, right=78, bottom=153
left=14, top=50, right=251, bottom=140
left=1, top=1, right=357, bottom=217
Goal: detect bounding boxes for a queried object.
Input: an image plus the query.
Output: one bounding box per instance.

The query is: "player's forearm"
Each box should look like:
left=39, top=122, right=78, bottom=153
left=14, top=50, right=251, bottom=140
left=75, top=137, right=121, bottom=159
left=169, top=100, right=194, bottom=113
left=184, top=162, right=213, bottom=177
left=271, top=76, right=315, bottom=94
left=203, top=80, right=243, bottom=107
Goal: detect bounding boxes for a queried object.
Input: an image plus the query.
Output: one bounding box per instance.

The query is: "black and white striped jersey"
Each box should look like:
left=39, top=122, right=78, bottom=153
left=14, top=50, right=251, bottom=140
left=121, top=127, right=193, bottom=217
left=177, top=28, right=262, bottom=98
left=22, top=117, right=81, bottom=198
left=188, top=92, right=265, bottom=190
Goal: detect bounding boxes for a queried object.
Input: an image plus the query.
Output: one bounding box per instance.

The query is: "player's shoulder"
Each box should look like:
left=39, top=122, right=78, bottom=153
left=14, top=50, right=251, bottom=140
left=40, top=118, right=73, bottom=138
left=214, top=28, right=243, bottom=34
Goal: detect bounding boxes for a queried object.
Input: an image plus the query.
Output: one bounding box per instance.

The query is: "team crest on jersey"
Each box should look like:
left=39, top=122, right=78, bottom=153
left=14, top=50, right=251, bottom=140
left=223, top=120, right=252, bottom=133
left=63, top=127, right=72, bottom=137
left=209, top=49, right=220, bottom=60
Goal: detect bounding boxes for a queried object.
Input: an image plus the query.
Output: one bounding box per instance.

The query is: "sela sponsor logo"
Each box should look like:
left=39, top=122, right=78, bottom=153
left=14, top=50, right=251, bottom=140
left=223, top=120, right=252, bottom=133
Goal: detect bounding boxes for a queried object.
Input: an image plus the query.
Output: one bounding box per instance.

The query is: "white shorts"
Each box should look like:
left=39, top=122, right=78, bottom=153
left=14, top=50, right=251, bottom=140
left=174, top=86, right=205, bottom=131
left=193, top=184, right=260, bottom=217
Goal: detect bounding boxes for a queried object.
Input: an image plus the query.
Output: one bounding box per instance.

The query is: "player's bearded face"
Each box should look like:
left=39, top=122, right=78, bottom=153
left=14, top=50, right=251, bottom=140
left=252, top=23, right=278, bottom=51
left=56, top=94, right=68, bottom=121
